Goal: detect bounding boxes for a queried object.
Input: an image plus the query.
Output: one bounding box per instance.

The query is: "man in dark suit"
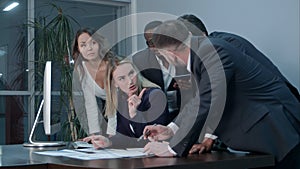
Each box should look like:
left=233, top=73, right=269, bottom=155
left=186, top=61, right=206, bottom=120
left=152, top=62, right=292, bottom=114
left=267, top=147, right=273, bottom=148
left=177, top=14, right=300, bottom=154
left=178, top=14, right=300, bottom=102
left=132, top=21, right=189, bottom=122
left=143, top=20, right=300, bottom=169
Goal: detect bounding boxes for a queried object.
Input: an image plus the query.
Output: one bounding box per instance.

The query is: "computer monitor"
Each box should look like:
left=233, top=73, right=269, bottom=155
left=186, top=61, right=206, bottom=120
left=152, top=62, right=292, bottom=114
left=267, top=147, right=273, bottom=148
left=23, top=61, right=65, bottom=147
left=43, top=61, right=51, bottom=135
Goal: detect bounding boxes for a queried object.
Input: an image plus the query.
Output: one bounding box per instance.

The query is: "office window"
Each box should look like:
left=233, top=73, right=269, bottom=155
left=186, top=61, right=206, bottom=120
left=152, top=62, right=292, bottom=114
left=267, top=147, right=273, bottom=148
left=0, top=0, right=129, bottom=144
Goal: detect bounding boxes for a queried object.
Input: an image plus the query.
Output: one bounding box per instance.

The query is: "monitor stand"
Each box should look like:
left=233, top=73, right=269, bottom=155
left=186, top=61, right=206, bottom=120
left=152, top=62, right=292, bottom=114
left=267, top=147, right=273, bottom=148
left=23, top=100, right=66, bottom=147
left=23, top=141, right=65, bottom=147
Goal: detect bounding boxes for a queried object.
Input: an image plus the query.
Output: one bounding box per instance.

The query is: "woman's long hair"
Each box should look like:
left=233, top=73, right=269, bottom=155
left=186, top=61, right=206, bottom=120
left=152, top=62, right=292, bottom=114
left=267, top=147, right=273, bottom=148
left=105, top=58, right=160, bottom=118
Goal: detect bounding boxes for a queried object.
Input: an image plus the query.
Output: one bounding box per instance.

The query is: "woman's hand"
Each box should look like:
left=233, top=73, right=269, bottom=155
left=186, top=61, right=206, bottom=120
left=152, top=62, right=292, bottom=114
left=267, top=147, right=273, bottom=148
left=127, top=88, right=146, bottom=118
left=83, top=135, right=112, bottom=149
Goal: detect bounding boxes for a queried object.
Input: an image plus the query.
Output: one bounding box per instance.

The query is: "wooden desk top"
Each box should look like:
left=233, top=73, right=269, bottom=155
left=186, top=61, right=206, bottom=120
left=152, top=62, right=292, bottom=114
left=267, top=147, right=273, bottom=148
left=0, top=144, right=274, bottom=169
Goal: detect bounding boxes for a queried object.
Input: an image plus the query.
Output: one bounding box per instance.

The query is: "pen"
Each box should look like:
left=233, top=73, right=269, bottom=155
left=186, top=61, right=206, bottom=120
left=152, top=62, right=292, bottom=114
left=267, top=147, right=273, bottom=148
left=137, top=124, right=156, bottom=142
left=137, top=130, right=151, bottom=142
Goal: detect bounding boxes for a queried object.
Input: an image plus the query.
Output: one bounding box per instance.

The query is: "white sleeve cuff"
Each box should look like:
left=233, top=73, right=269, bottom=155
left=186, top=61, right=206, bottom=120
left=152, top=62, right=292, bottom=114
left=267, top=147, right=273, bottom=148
left=168, top=145, right=177, bottom=155
left=204, top=133, right=218, bottom=140
left=167, top=122, right=179, bottom=135
left=106, top=115, right=117, bottom=135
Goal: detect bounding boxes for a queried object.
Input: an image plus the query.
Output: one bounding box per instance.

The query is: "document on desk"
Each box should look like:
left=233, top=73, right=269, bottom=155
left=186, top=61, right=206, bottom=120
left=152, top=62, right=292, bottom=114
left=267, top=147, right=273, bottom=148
left=34, top=148, right=147, bottom=160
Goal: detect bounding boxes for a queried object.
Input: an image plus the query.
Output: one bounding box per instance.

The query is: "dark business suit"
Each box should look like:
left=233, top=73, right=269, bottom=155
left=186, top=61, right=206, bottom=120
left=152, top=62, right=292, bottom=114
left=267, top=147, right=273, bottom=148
left=132, top=49, right=188, bottom=121
left=169, top=36, right=300, bottom=164
left=110, top=88, right=169, bottom=148
left=209, top=31, right=300, bottom=101
left=200, top=31, right=300, bottom=150
left=132, top=49, right=166, bottom=90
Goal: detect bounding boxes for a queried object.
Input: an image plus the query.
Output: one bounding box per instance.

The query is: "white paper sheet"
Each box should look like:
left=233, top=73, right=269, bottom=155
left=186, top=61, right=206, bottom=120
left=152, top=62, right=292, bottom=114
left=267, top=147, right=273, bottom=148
left=34, top=148, right=148, bottom=160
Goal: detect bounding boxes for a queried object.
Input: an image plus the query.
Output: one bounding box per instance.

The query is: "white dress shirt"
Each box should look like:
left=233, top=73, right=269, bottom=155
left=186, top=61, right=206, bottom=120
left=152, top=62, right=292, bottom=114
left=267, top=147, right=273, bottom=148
left=155, top=55, right=176, bottom=91
left=156, top=55, right=179, bottom=113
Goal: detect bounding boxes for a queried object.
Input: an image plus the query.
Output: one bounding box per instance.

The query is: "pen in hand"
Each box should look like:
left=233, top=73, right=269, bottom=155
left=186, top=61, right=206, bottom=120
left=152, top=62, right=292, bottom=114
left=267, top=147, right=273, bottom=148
left=137, top=130, right=151, bottom=142
left=137, top=124, right=157, bottom=142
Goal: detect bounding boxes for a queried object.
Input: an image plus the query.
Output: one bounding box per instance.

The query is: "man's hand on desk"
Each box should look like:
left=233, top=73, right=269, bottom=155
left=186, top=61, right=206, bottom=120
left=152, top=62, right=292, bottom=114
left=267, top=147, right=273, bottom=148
left=189, top=138, right=214, bottom=154
left=143, top=124, right=174, bottom=141
left=144, top=141, right=174, bottom=157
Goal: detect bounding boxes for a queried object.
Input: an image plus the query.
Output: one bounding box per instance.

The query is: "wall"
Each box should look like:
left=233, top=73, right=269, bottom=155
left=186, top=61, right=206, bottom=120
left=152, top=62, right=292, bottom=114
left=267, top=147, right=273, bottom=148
left=136, top=0, right=300, bottom=90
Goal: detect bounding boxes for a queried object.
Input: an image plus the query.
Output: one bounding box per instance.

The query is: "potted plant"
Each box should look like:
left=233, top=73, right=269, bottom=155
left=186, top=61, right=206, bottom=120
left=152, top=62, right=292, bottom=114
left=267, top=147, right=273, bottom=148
left=22, top=3, right=86, bottom=141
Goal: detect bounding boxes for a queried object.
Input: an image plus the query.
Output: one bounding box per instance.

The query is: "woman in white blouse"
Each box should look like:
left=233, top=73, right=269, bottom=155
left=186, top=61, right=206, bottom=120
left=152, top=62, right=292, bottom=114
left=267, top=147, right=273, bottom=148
left=72, top=28, right=115, bottom=136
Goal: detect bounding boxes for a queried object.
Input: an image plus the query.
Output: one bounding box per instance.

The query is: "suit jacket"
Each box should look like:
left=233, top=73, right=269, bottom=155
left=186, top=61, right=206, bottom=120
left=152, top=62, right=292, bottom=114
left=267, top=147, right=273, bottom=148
left=132, top=49, right=177, bottom=91
left=170, top=36, right=300, bottom=162
left=209, top=31, right=300, bottom=102
left=109, top=88, right=169, bottom=148
left=132, top=49, right=189, bottom=121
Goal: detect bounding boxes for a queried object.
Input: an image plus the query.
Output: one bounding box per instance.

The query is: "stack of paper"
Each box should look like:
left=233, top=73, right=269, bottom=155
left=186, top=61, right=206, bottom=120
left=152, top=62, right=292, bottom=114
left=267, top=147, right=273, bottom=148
left=34, top=148, right=147, bottom=160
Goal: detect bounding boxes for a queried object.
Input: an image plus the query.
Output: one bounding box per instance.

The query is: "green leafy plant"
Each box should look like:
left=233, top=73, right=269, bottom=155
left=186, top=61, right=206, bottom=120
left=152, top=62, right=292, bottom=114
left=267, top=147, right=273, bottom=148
left=25, top=3, right=86, bottom=141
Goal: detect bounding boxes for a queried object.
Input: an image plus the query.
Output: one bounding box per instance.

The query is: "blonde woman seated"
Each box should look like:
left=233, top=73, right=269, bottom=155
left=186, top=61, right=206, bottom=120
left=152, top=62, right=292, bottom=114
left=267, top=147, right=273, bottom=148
left=83, top=58, right=170, bottom=148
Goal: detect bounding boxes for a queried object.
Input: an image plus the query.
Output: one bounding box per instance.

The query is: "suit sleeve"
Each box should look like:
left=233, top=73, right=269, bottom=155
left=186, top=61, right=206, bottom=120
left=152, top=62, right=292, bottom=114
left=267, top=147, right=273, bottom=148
left=109, top=132, right=148, bottom=148
left=169, top=39, right=233, bottom=157
left=197, top=39, right=235, bottom=141
left=143, top=89, right=168, bottom=124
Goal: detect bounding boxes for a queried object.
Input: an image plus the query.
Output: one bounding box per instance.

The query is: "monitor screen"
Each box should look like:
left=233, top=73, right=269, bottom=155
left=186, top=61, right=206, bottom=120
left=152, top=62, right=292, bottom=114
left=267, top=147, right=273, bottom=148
left=43, top=61, right=51, bottom=135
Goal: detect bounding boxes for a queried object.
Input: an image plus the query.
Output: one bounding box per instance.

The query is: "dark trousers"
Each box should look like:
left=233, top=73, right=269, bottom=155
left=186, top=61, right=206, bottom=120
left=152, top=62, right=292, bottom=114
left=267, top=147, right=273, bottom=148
left=274, top=142, right=300, bottom=169
left=257, top=143, right=300, bottom=169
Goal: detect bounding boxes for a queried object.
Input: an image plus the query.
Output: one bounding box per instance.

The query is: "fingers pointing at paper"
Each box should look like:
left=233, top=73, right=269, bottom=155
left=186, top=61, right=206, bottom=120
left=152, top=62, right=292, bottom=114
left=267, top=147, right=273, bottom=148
left=83, top=135, right=112, bottom=149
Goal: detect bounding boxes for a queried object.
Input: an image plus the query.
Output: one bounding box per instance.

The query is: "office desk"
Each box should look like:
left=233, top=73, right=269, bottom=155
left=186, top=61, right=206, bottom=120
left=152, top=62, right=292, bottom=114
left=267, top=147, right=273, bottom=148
left=0, top=144, right=274, bottom=169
